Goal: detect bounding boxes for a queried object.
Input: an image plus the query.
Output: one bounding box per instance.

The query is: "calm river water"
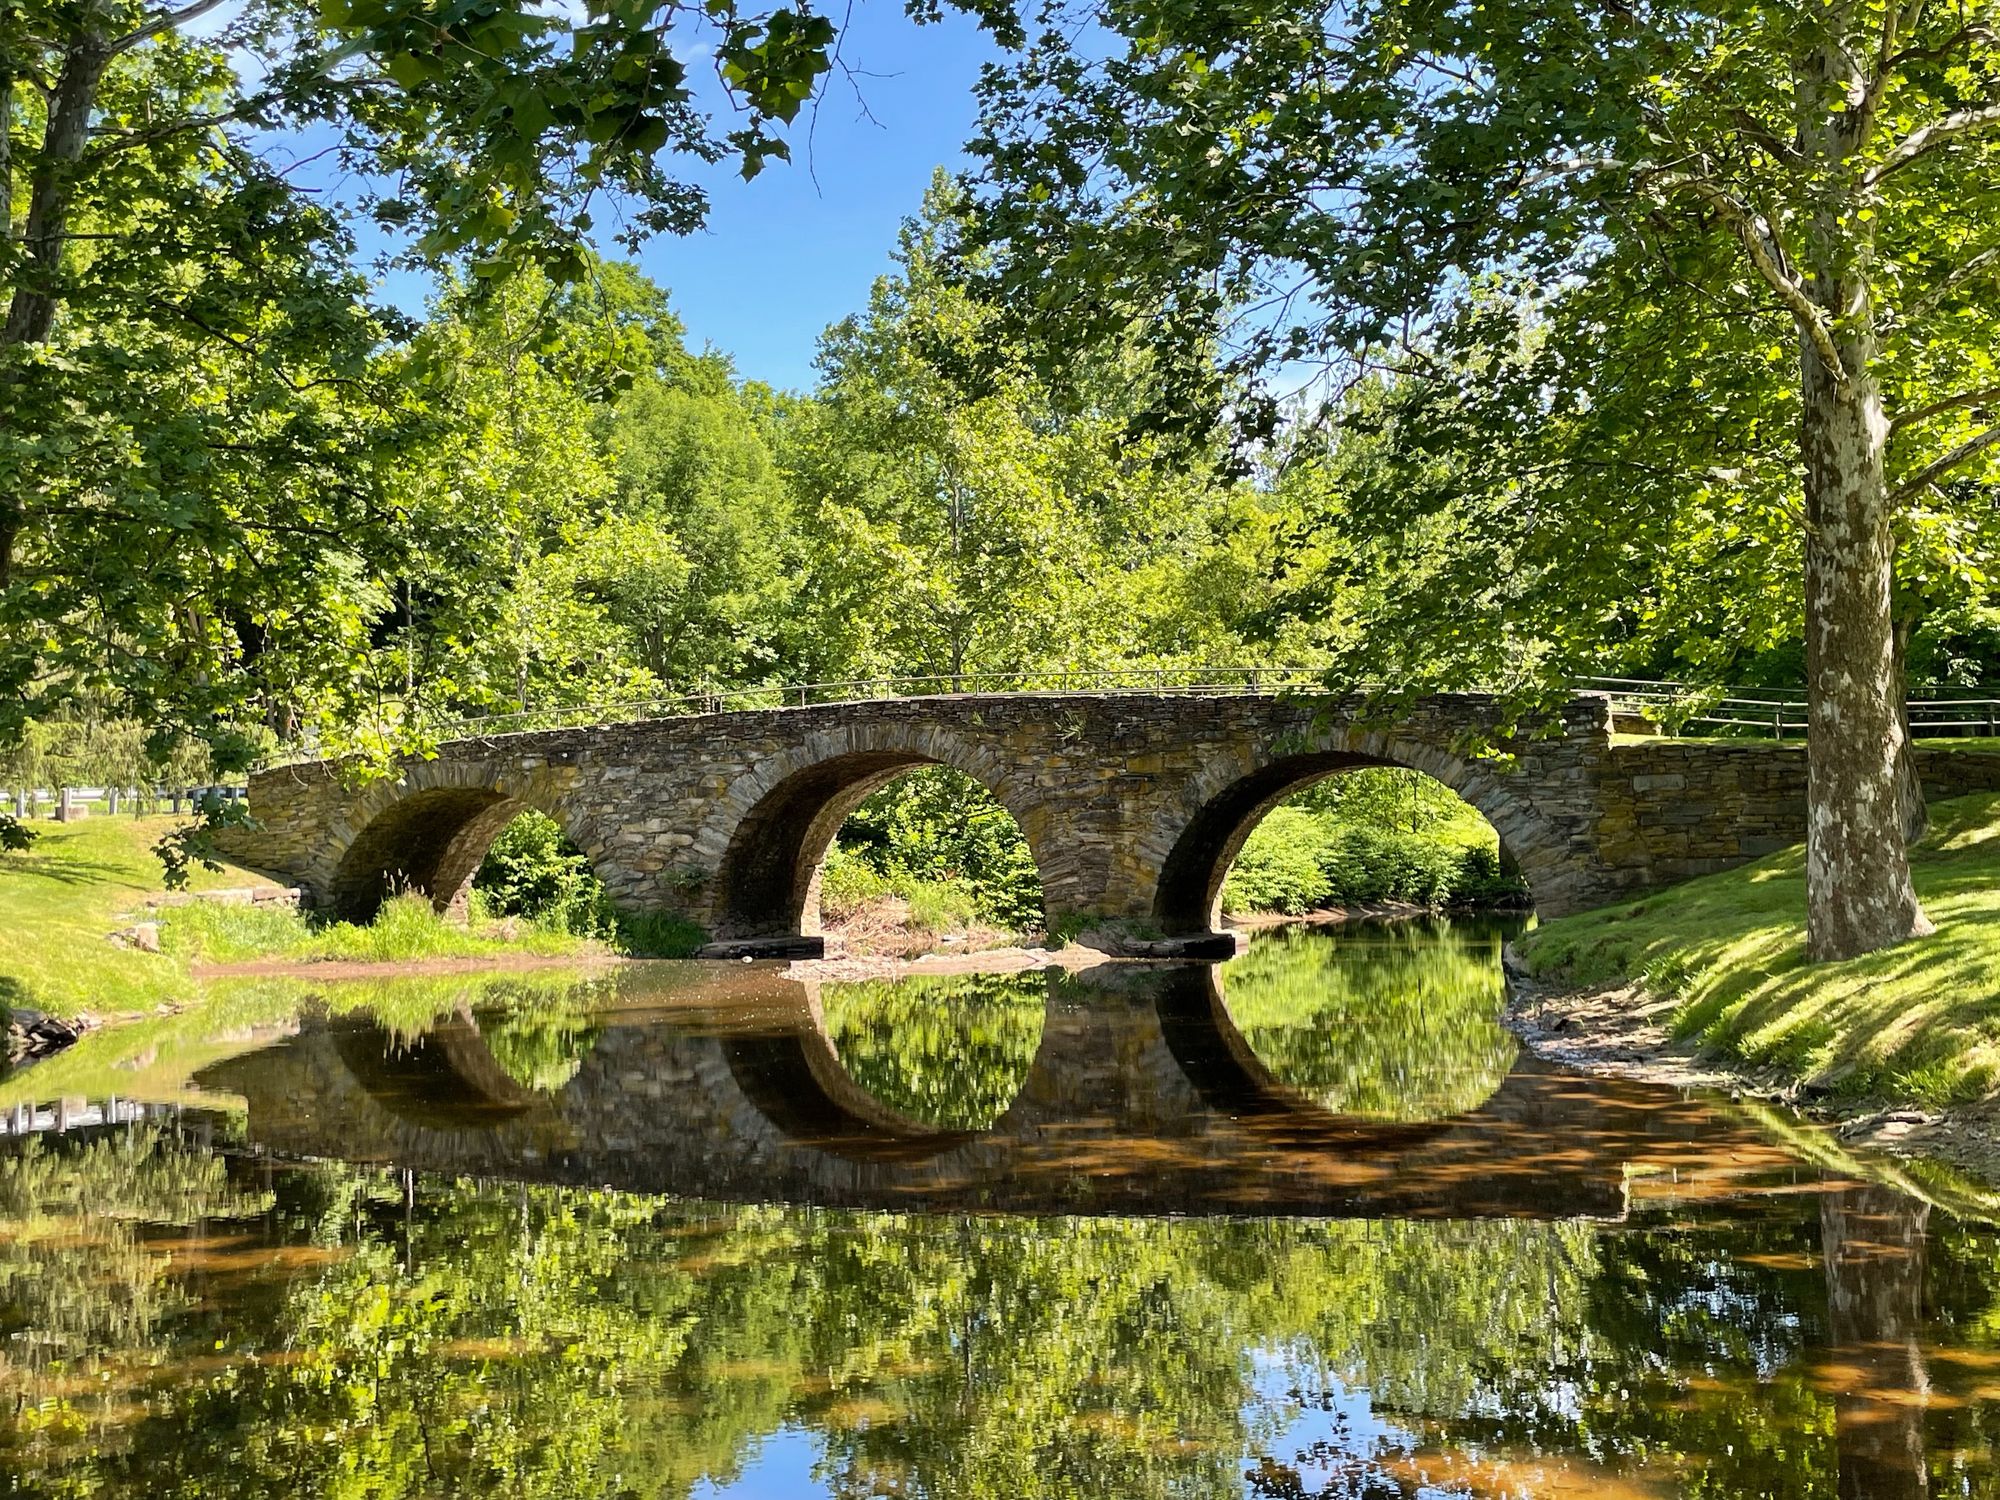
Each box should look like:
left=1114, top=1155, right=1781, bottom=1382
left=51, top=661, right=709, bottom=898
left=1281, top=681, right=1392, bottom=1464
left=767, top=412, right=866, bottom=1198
left=2, top=918, right=1995, bottom=1497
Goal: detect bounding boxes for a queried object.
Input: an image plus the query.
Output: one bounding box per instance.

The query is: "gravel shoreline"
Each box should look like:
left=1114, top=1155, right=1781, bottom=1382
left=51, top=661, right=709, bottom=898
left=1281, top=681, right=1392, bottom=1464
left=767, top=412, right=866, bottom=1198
left=1501, top=943, right=2000, bottom=1193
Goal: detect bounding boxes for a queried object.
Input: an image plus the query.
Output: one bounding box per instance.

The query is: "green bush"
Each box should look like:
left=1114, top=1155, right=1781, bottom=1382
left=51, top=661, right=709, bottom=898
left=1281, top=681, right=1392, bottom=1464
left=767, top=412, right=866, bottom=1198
left=474, top=811, right=618, bottom=939
left=1222, top=800, right=1530, bottom=916
left=821, top=845, right=893, bottom=921
left=1222, top=808, right=1333, bottom=914
left=833, top=767, right=1044, bottom=933
left=610, top=910, right=707, bottom=958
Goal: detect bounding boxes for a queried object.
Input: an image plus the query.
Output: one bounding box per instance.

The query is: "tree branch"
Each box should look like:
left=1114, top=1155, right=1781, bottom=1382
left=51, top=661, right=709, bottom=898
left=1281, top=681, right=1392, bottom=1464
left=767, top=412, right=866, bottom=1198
left=108, top=0, right=233, bottom=56
left=1891, top=424, right=2000, bottom=503
left=1866, top=100, right=2000, bottom=186
left=1891, top=385, right=2000, bottom=431
left=1730, top=109, right=1806, bottom=168
left=1651, top=170, right=1851, bottom=385
left=1906, top=242, right=2000, bottom=319
left=88, top=107, right=251, bottom=156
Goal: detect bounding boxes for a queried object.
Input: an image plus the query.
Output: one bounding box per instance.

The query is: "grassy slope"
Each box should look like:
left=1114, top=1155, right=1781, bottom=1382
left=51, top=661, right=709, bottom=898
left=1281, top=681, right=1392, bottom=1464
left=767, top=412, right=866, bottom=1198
left=0, top=816, right=265, bottom=1017
left=0, top=816, right=596, bottom=1022
left=1518, top=792, right=2000, bottom=1106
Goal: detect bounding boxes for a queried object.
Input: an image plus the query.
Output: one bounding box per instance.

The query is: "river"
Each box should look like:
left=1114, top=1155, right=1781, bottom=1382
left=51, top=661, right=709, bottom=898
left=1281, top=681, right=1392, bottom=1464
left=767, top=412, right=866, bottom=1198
left=1, top=918, right=1992, bottom=1496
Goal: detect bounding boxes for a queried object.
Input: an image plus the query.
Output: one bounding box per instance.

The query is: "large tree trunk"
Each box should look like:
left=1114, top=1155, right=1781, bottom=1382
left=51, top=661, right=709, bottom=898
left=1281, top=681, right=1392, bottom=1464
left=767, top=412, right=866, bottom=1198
left=1800, top=347, right=1933, bottom=960
left=1792, top=34, right=1934, bottom=961
left=1892, top=613, right=1929, bottom=843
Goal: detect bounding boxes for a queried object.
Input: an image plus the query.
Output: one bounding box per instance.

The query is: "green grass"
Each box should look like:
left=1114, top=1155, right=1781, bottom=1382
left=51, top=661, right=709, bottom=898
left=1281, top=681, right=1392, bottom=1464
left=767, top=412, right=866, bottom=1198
left=1518, top=792, right=2000, bottom=1107
left=0, top=816, right=263, bottom=1018
left=0, top=817, right=607, bottom=1023
left=157, top=892, right=593, bottom=965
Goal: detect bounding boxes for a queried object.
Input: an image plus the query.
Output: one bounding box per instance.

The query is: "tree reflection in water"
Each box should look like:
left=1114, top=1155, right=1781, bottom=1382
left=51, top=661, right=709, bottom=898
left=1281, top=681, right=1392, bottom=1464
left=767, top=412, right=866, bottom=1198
left=3, top=926, right=1993, bottom=1498
left=1217, top=918, right=1522, bottom=1120
left=1, top=1125, right=1994, bottom=1499
left=818, top=971, right=1046, bottom=1130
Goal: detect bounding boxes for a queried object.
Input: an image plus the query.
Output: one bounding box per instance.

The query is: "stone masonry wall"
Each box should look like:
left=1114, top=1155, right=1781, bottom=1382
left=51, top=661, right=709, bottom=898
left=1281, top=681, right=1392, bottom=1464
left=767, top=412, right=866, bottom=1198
left=219, top=694, right=2000, bottom=949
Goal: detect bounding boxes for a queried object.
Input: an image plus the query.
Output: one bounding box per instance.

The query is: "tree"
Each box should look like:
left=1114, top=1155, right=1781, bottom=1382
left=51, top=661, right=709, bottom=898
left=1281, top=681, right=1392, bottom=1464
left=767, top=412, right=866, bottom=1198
left=0, top=0, right=942, bottom=852
left=592, top=351, right=801, bottom=688
left=780, top=174, right=1261, bottom=683
left=956, top=0, right=2000, bottom=959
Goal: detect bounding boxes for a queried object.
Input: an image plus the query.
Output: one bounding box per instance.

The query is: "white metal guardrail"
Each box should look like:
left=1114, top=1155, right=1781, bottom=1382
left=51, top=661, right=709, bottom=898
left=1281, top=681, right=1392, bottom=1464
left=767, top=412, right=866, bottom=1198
left=1575, top=676, right=2000, bottom=740
left=413, top=670, right=1999, bottom=745
left=14, top=670, right=1991, bottom=786
left=409, top=666, right=1345, bottom=741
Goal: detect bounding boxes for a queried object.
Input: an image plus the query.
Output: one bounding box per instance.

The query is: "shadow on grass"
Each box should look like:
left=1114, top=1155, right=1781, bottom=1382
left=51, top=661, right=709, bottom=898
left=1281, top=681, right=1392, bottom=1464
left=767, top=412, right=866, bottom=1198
left=9, top=852, right=143, bottom=888
left=1523, top=793, right=2000, bottom=1108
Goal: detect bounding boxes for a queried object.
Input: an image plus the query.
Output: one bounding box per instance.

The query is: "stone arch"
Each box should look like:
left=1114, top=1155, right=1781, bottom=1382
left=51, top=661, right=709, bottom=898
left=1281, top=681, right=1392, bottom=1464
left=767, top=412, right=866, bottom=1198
left=323, top=760, right=596, bottom=922
left=1148, top=731, right=1564, bottom=937
left=694, top=723, right=1054, bottom=955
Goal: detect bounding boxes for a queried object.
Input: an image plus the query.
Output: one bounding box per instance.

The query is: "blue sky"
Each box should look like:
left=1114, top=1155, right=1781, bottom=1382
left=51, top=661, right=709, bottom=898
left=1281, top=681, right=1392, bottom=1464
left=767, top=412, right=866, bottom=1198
left=637, top=4, right=998, bottom=391
left=310, top=4, right=1001, bottom=394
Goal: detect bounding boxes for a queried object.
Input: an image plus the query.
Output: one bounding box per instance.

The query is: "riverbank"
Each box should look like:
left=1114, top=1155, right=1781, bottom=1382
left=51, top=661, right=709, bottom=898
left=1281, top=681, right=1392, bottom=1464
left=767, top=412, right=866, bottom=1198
left=0, top=817, right=608, bottom=1027
left=1509, top=790, right=2000, bottom=1184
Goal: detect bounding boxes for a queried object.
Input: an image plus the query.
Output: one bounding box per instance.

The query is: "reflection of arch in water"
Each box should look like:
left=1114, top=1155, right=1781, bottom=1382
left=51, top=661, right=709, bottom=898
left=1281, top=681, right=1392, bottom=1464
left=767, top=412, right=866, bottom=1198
left=1150, top=961, right=1512, bottom=1140
left=695, top=728, right=1052, bottom=954
left=1149, top=746, right=1553, bottom=939
left=721, top=981, right=1054, bottom=1165
left=1205, top=923, right=1520, bottom=1123
left=331, top=1009, right=555, bottom=1132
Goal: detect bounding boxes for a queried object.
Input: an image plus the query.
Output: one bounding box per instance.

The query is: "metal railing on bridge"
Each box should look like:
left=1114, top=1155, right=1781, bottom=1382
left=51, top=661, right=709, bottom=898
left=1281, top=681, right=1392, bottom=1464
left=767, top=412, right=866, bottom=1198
left=414, top=666, right=1341, bottom=741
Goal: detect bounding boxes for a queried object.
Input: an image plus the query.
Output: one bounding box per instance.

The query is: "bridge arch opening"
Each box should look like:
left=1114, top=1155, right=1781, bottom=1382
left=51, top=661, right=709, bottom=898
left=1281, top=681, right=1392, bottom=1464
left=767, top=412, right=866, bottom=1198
left=1153, top=757, right=1532, bottom=938
left=329, top=788, right=604, bottom=928
left=710, top=753, right=1047, bottom=952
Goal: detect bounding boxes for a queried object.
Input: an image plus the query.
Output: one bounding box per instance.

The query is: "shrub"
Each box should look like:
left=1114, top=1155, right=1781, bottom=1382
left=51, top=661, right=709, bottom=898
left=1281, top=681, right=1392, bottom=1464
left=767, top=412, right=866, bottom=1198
left=1221, top=807, right=1334, bottom=914
left=901, top=877, right=980, bottom=936
left=1222, top=800, right=1530, bottom=915
left=821, top=845, right=892, bottom=921
left=474, top=811, right=617, bottom=939
left=833, top=767, right=1044, bottom=933
left=608, top=910, right=707, bottom=958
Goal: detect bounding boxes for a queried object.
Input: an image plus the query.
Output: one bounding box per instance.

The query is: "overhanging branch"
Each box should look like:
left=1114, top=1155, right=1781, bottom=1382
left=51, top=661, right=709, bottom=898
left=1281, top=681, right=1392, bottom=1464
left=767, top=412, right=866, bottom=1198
left=108, top=0, right=232, bottom=55
left=1651, top=170, right=1850, bottom=385
left=1891, top=385, right=2000, bottom=431
left=1866, top=99, right=2000, bottom=185
left=1891, top=424, right=2000, bottom=502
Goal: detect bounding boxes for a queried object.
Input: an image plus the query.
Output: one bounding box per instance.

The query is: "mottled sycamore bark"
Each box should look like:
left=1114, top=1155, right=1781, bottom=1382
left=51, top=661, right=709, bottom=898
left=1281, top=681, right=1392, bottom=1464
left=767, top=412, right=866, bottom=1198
left=1796, top=34, right=1932, bottom=961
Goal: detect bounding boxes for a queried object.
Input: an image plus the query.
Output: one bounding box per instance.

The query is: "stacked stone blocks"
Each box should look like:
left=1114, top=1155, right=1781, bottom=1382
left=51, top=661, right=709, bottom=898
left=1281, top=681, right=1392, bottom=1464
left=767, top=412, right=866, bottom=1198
left=218, top=693, right=2000, bottom=953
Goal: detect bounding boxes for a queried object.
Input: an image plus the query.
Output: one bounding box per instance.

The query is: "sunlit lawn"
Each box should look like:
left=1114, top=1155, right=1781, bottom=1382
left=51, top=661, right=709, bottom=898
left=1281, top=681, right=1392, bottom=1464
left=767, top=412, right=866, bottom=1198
left=1519, top=793, right=2000, bottom=1106
left=0, top=816, right=256, bottom=1018
left=0, top=817, right=599, bottom=1024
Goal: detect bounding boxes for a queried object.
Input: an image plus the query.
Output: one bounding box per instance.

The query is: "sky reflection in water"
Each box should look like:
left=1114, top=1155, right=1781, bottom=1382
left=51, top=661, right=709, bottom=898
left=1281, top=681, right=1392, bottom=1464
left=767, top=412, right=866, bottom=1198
left=1, top=918, right=1996, bottom=1498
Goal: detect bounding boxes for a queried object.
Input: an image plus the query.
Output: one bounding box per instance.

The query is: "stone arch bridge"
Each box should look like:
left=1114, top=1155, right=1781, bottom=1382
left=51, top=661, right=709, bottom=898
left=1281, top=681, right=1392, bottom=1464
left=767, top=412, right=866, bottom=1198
left=220, top=691, right=2000, bottom=957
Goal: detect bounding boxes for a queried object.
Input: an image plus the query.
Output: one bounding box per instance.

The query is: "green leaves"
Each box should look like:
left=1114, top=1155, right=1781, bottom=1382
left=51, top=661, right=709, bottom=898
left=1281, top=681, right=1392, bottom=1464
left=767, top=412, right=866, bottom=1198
left=717, top=8, right=836, bottom=124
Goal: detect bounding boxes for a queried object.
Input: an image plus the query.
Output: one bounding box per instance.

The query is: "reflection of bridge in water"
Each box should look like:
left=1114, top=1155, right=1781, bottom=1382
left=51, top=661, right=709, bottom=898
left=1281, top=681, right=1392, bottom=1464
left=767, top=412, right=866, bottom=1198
left=200, top=963, right=1811, bottom=1221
